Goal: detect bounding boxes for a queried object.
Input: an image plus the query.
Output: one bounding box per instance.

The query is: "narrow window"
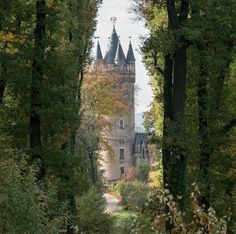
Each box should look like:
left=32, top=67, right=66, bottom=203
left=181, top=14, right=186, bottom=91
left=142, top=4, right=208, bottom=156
left=120, top=149, right=125, bottom=160
left=120, top=167, right=125, bottom=176
left=119, top=138, right=125, bottom=144
left=120, top=119, right=124, bottom=129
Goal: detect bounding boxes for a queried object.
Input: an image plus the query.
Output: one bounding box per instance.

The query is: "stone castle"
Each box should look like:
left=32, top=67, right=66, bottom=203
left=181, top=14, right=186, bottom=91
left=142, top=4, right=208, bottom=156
left=95, top=25, right=149, bottom=181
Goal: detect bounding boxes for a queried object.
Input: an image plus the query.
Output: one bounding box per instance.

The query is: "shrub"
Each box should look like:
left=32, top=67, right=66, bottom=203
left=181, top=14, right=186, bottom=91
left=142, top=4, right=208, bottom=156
left=136, top=160, right=150, bottom=182
left=109, top=180, right=151, bottom=210
left=112, top=210, right=138, bottom=234
left=123, top=166, right=136, bottom=181
left=0, top=146, right=61, bottom=234
left=134, top=189, right=229, bottom=234
left=76, top=186, right=114, bottom=233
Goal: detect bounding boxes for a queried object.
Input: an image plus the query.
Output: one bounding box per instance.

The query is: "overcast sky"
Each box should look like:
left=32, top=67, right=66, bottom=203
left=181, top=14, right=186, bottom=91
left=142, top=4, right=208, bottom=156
left=94, top=0, right=152, bottom=113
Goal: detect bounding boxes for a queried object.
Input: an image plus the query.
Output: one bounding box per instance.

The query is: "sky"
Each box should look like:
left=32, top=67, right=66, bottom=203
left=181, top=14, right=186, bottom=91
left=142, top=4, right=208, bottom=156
left=94, top=0, right=153, bottom=113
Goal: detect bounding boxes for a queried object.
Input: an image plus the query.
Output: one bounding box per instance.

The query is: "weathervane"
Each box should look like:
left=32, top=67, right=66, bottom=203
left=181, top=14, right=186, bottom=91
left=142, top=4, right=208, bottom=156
left=110, top=16, right=117, bottom=25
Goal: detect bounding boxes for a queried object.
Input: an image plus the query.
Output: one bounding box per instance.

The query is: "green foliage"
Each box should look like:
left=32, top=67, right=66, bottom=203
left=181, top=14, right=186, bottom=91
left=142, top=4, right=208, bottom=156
left=109, top=180, right=151, bottom=210
left=135, top=190, right=228, bottom=234
left=112, top=210, right=138, bottom=234
left=0, top=0, right=104, bottom=232
left=136, top=160, right=150, bottom=182
left=0, top=144, right=62, bottom=234
left=76, top=186, right=114, bottom=234
left=135, top=0, right=236, bottom=231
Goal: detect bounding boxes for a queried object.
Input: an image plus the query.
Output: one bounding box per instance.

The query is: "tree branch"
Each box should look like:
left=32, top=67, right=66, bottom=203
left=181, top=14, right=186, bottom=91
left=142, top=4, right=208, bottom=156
left=223, top=119, right=236, bottom=134
left=166, top=0, right=179, bottom=30
left=153, top=57, right=164, bottom=76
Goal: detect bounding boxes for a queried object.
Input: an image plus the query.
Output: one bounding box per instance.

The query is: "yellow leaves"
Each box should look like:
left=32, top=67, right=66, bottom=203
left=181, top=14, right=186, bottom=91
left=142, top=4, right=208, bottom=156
left=0, top=32, right=19, bottom=54
left=45, top=0, right=60, bottom=11
left=5, top=45, right=18, bottom=55
left=46, top=0, right=54, bottom=7
left=148, top=169, right=162, bottom=188
left=82, top=66, right=127, bottom=120
left=0, top=32, right=16, bottom=43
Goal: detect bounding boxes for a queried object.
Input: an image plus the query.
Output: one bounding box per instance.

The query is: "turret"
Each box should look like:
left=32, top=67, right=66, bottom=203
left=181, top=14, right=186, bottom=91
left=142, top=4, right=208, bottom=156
left=98, top=18, right=136, bottom=181
left=126, top=40, right=135, bottom=73
left=95, top=40, right=103, bottom=64
left=104, top=26, right=119, bottom=64
left=115, top=41, right=127, bottom=67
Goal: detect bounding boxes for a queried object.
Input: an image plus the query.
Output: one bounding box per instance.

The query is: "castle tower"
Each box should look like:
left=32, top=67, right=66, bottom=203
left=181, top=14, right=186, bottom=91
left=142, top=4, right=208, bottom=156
left=96, top=24, right=136, bottom=181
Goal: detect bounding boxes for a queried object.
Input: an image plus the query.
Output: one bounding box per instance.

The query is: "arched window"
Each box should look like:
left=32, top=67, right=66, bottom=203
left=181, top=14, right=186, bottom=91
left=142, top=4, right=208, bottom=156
left=119, top=138, right=125, bottom=144
left=120, top=119, right=124, bottom=129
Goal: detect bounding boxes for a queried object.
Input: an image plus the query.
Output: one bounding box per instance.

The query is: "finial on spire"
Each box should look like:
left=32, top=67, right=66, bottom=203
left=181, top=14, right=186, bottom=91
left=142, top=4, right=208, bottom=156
left=129, top=36, right=132, bottom=43
left=110, top=16, right=117, bottom=25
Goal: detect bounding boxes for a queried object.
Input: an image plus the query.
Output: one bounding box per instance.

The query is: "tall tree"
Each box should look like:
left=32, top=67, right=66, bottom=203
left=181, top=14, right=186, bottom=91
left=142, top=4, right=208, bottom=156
left=30, top=0, right=46, bottom=178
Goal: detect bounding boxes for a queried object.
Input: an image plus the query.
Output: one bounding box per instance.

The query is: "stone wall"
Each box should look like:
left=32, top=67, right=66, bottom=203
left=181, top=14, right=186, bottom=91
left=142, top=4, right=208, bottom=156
left=100, top=67, right=135, bottom=181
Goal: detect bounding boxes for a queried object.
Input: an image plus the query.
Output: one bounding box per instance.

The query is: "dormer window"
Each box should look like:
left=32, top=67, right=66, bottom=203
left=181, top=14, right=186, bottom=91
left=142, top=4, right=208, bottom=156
left=120, top=119, right=124, bottom=129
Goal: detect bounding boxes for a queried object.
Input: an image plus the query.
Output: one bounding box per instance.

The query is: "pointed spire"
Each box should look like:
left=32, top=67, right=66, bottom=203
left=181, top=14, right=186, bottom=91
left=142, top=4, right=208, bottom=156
left=115, top=41, right=127, bottom=65
left=95, top=40, right=103, bottom=61
left=126, top=39, right=135, bottom=63
left=104, top=25, right=119, bottom=64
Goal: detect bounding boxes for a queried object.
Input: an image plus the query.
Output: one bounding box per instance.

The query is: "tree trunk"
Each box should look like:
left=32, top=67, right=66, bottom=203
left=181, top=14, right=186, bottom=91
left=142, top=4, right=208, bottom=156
left=165, top=0, right=189, bottom=210
left=89, top=152, right=97, bottom=185
left=0, top=63, right=7, bottom=104
left=0, top=4, right=7, bottom=104
left=170, top=45, right=188, bottom=209
left=162, top=54, right=174, bottom=232
left=30, top=0, right=46, bottom=178
left=197, top=60, right=210, bottom=210
left=162, top=54, right=173, bottom=188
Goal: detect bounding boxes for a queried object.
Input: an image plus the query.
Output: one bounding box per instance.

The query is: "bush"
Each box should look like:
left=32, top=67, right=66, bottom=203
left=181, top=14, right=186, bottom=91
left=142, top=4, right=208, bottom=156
left=136, top=161, right=150, bottom=182
left=112, top=210, right=138, bottom=234
left=109, top=180, right=151, bottom=210
left=76, top=186, right=114, bottom=233
left=0, top=146, right=61, bottom=234
left=134, top=189, right=229, bottom=234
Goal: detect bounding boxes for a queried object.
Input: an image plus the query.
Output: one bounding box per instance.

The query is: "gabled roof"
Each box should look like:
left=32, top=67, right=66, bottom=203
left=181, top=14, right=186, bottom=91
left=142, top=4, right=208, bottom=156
left=95, top=41, right=103, bottom=61
left=115, top=41, right=127, bottom=65
left=126, top=41, right=135, bottom=63
left=104, top=26, right=119, bottom=64
left=135, top=133, right=146, bottom=145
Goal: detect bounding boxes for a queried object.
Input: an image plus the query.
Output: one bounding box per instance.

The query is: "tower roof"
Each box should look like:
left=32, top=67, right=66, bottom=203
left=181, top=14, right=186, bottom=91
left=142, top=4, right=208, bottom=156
left=95, top=41, right=103, bottom=61
left=126, top=40, right=135, bottom=63
left=115, top=41, right=127, bottom=64
left=104, top=26, right=119, bottom=64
